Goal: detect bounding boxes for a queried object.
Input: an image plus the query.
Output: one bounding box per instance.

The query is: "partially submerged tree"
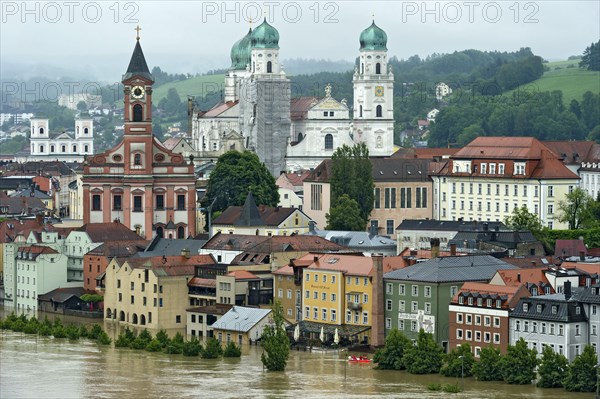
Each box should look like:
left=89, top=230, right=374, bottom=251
left=260, top=300, right=290, bottom=371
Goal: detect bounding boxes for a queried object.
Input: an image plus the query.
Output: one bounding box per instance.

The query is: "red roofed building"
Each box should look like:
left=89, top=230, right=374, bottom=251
left=449, top=282, right=530, bottom=355
left=489, top=268, right=555, bottom=296
left=431, top=137, right=580, bottom=229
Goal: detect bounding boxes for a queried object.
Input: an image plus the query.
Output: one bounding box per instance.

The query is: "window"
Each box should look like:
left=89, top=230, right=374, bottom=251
left=523, top=303, right=528, bottom=312
left=548, top=186, right=554, bottom=197
left=133, top=196, right=143, bottom=212
left=386, top=220, right=394, bottom=235
left=490, top=164, right=496, bottom=174
left=411, top=301, right=418, bottom=312
left=424, top=286, right=431, bottom=298
left=484, top=332, right=491, bottom=343
left=322, top=293, right=326, bottom=301
left=133, top=104, right=143, bottom=122
left=331, top=309, right=337, bottom=322
left=398, top=320, right=405, bottom=330
left=575, top=324, right=581, bottom=336
left=450, top=286, right=458, bottom=298
left=384, top=188, right=396, bottom=209
left=177, top=194, right=186, bottom=210
left=363, top=293, right=369, bottom=302
left=534, top=186, right=539, bottom=197
left=386, top=300, right=392, bottom=311
left=398, top=300, right=405, bottom=312
left=411, top=320, right=417, bottom=331
left=466, top=330, right=472, bottom=341
left=305, top=307, right=310, bottom=318
left=322, top=275, right=327, bottom=283
left=499, top=163, right=505, bottom=174
left=322, top=309, right=327, bottom=321
left=412, top=285, right=418, bottom=296
left=456, top=329, right=463, bottom=339
left=400, top=188, right=411, bottom=208
left=266, top=61, right=272, bottom=73
left=550, top=324, right=555, bottom=335
left=386, top=283, right=393, bottom=294
left=376, top=105, right=382, bottom=117
left=310, top=184, right=323, bottom=211
left=278, top=289, right=283, bottom=298
left=375, top=62, right=381, bottom=74
left=481, top=163, right=486, bottom=174
left=558, top=324, right=564, bottom=336
left=92, top=195, right=101, bottom=211
left=155, top=194, right=164, bottom=210
left=494, top=317, right=500, bottom=328
left=113, top=194, right=122, bottom=211
left=475, top=315, right=481, bottom=325
left=385, top=318, right=391, bottom=329
left=466, top=314, right=472, bottom=325
left=314, top=307, right=318, bottom=319
left=515, top=320, right=520, bottom=331
left=134, top=153, right=142, bottom=166
left=456, top=313, right=463, bottom=323
left=493, top=333, right=500, bottom=344
left=363, top=312, right=368, bottom=324
left=548, top=204, right=553, bottom=215
left=324, top=134, right=333, bottom=150
left=374, top=188, right=381, bottom=209
left=313, top=291, right=318, bottom=299
left=399, top=284, right=405, bottom=295
left=425, top=302, right=431, bottom=314
left=305, top=290, right=309, bottom=298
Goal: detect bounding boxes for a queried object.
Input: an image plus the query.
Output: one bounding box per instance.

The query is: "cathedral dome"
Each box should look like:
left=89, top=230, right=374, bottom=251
left=359, top=21, right=387, bottom=51
left=230, top=28, right=252, bottom=70
left=250, top=19, right=279, bottom=49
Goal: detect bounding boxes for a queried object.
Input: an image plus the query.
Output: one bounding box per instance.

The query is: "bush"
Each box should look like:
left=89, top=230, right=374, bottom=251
left=155, top=330, right=170, bottom=347
left=130, top=336, right=150, bottom=350
left=202, top=337, right=223, bottom=359
left=441, top=343, right=475, bottom=378
left=373, top=329, right=411, bottom=370
left=473, top=347, right=503, bottom=381
left=78, top=325, right=89, bottom=338
left=23, top=318, right=40, bottom=334
left=442, top=383, right=462, bottom=393
left=97, top=331, right=112, bottom=345
left=564, top=345, right=598, bottom=392
left=426, top=383, right=442, bottom=391
left=164, top=342, right=183, bottom=354
left=223, top=341, right=241, bottom=357
left=500, top=338, right=538, bottom=384
left=182, top=337, right=203, bottom=357
left=52, top=325, right=67, bottom=338
left=65, top=324, right=81, bottom=340
left=38, top=323, right=53, bottom=336
left=404, top=329, right=444, bottom=375
left=537, top=345, right=568, bottom=388
left=89, top=324, right=103, bottom=340
left=146, top=338, right=164, bottom=352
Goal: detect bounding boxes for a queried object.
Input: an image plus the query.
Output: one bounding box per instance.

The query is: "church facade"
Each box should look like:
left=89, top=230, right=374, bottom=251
left=191, top=20, right=394, bottom=174
left=81, top=34, right=197, bottom=240
left=28, top=114, right=94, bottom=162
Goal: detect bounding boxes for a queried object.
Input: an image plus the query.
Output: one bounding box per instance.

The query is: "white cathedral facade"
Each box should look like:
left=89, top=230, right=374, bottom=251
left=28, top=114, right=94, bottom=162
left=191, top=20, right=394, bottom=174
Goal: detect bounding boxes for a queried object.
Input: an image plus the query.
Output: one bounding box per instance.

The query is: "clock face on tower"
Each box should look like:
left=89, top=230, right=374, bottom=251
left=132, top=86, right=145, bottom=99
left=375, top=86, right=384, bottom=97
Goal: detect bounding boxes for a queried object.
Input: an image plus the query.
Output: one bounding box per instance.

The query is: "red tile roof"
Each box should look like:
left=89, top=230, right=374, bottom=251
left=18, top=245, right=58, bottom=255
left=203, top=233, right=345, bottom=253
left=201, top=101, right=239, bottom=117
left=454, top=137, right=549, bottom=159
left=290, top=97, right=318, bottom=120
left=495, top=268, right=551, bottom=287
left=228, top=270, right=259, bottom=280
left=77, top=222, right=143, bottom=242
left=555, top=240, right=587, bottom=257
left=0, top=219, right=43, bottom=243
left=297, top=252, right=372, bottom=276
left=213, top=205, right=299, bottom=227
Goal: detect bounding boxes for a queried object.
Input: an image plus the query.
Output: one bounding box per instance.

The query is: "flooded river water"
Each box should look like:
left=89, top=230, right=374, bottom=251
left=0, top=311, right=592, bottom=398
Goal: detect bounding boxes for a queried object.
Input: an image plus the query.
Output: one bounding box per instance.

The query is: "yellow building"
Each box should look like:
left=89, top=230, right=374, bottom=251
left=431, top=137, right=580, bottom=229
left=103, top=254, right=216, bottom=336
left=275, top=253, right=379, bottom=345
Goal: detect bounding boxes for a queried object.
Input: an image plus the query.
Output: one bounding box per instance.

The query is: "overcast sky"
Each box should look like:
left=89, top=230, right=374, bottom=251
left=2, top=1, right=599, bottom=81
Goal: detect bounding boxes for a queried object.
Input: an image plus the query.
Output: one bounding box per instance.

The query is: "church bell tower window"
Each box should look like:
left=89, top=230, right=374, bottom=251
left=376, top=105, right=382, bottom=118
left=133, top=104, right=143, bottom=122
left=134, top=153, right=142, bottom=166
left=376, top=63, right=381, bottom=74
left=267, top=61, right=272, bottom=73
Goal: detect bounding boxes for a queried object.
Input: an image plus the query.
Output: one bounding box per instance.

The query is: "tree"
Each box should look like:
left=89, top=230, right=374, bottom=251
left=441, top=343, right=475, bottom=378
left=330, top=143, right=374, bottom=224
left=76, top=100, right=88, bottom=112
left=325, top=194, right=365, bottom=231
left=403, top=329, right=444, bottom=374
left=260, top=300, right=290, bottom=371
left=472, top=346, right=504, bottom=381
left=500, top=338, right=538, bottom=384
left=373, top=328, right=412, bottom=370
left=564, top=345, right=598, bottom=392
left=579, top=41, right=600, bottom=71
left=456, top=124, right=483, bottom=147
left=537, top=344, right=568, bottom=388
left=504, top=205, right=544, bottom=234
left=557, top=188, right=599, bottom=229
left=203, top=151, right=279, bottom=213
left=201, top=337, right=222, bottom=358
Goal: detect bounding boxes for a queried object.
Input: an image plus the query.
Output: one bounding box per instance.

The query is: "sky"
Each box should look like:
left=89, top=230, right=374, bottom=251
left=1, top=0, right=599, bottom=82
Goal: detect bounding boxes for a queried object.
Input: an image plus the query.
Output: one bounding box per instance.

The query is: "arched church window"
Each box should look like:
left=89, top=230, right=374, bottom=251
left=361, top=63, right=364, bottom=74
left=359, top=105, right=363, bottom=118
left=267, top=61, right=272, bottom=73
left=297, top=133, right=303, bottom=142
left=376, top=63, right=381, bottom=74
left=133, top=104, right=143, bottom=122
left=84, top=127, right=89, bottom=134
left=39, top=127, right=44, bottom=134
left=72, top=145, right=77, bottom=152
left=77, top=126, right=80, bottom=134
left=376, top=105, right=382, bottom=118
left=134, top=153, right=142, bottom=166
left=61, top=145, right=66, bottom=153
left=50, top=145, right=55, bottom=153
left=324, top=134, right=333, bottom=150
left=177, top=226, right=185, bottom=239
left=39, top=145, right=44, bottom=153
left=84, top=145, right=88, bottom=152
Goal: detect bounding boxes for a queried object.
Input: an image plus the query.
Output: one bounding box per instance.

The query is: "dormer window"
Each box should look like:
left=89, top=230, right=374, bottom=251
left=514, top=162, right=526, bottom=175
left=576, top=306, right=581, bottom=315
left=480, top=163, right=486, bottom=174
left=468, top=297, right=473, bottom=305
left=523, top=303, right=528, bottom=312
left=498, top=163, right=505, bottom=174
left=551, top=305, right=557, bottom=314
left=458, top=296, right=464, bottom=304
left=536, top=304, right=542, bottom=312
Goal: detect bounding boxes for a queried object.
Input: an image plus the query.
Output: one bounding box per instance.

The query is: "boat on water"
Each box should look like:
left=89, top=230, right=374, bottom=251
left=348, top=355, right=371, bottom=363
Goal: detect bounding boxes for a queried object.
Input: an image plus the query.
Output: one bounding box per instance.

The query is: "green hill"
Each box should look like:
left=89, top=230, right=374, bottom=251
left=508, top=58, right=600, bottom=104
left=152, top=74, right=225, bottom=106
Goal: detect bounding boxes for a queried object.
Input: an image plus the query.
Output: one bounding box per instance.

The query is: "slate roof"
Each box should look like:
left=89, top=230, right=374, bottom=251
left=305, top=159, right=332, bottom=183
left=290, top=252, right=373, bottom=277
left=9, top=189, right=52, bottom=200
left=574, top=284, right=600, bottom=304
left=76, top=222, right=142, bottom=242
left=384, top=255, right=516, bottom=283
left=510, top=289, right=587, bottom=322
left=370, top=158, right=431, bottom=182
left=306, top=229, right=396, bottom=250
left=123, top=39, right=153, bottom=82
left=202, top=233, right=346, bottom=253
left=450, top=230, right=538, bottom=250
left=137, top=237, right=206, bottom=257
left=38, top=287, right=92, bottom=303
left=290, top=97, right=318, bottom=120
left=211, top=306, right=272, bottom=333
left=544, top=140, right=596, bottom=164
left=397, top=219, right=506, bottom=232
left=86, top=240, right=147, bottom=257
left=0, top=197, right=47, bottom=215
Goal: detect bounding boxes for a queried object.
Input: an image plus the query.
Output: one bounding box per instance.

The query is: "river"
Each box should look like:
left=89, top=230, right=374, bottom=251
left=0, top=325, right=591, bottom=399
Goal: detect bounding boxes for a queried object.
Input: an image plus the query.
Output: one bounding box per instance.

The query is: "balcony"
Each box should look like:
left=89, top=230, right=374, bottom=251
left=347, top=301, right=362, bottom=311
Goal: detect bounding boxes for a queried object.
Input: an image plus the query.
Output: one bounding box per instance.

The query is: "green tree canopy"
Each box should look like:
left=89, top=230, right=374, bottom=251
left=564, top=345, right=598, bottom=392
left=203, top=151, right=279, bottom=213
left=403, top=329, right=444, bottom=374
left=260, top=300, right=290, bottom=371
left=557, top=188, right=599, bottom=229
left=441, top=343, right=475, bottom=378
left=373, top=328, right=412, bottom=370
left=537, top=344, right=568, bottom=388
left=472, top=346, right=504, bottom=381
left=504, top=205, right=543, bottom=234
left=500, top=338, right=539, bottom=384
left=325, top=194, right=365, bottom=231
left=330, top=143, right=373, bottom=225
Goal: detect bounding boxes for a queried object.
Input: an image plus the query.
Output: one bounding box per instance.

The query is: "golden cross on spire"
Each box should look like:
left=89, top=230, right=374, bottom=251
left=135, top=25, right=142, bottom=41
left=249, top=17, right=253, bottom=28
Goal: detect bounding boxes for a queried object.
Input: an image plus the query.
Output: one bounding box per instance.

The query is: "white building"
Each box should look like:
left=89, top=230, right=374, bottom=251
left=435, top=83, right=452, bottom=101
left=58, top=93, right=102, bottom=110
left=0, top=113, right=34, bottom=125
left=29, top=114, right=94, bottom=162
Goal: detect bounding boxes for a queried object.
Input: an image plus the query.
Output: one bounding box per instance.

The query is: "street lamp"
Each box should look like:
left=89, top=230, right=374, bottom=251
left=458, top=355, right=465, bottom=392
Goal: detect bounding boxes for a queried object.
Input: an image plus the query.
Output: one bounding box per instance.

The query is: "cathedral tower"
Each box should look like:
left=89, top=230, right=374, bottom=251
left=352, top=21, right=394, bottom=156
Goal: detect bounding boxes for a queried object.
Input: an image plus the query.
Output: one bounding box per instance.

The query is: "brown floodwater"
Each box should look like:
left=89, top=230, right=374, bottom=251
left=0, top=311, right=592, bottom=398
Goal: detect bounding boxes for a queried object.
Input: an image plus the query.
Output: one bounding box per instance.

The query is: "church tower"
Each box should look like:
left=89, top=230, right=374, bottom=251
left=352, top=21, right=394, bottom=156
left=224, top=28, right=252, bottom=102
left=238, top=18, right=291, bottom=176
left=82, top=28, right=197, bottom=239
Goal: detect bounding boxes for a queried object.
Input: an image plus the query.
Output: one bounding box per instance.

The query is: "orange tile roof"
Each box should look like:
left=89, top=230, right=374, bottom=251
left=495, top=268, right=550, bottom=286
left=298, top=253, right=373, bottom=276
left=273, top=264, right=294, bottom=276
left=459, top=282, right=522, bottom=296
left=453, top=137, right=550, bottom=159
left=201, top=101, right=238, bottom=117
left=561, top=262, right=600, bottom=275
left=228, top=270, right=259, bottom=280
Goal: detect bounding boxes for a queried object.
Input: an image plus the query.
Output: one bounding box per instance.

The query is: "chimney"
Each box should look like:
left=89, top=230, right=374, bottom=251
left=308, top=220, right=316, bottom=234
left=371, top=254, right=385, bottom=348
left=369, top=221, right=378, bottom=237
left=450, top=243, right=457, bottom=256
left=564, top=280, right=572, bottom=300
left=580, top=251, right=585, bottom=262
left=430, top=238, right=440, bottom=259
left=313, top=255, right=319, bottom=263
left=181, top=248, right=190, bottom=258
left=35, top=213, right=43, bottom=225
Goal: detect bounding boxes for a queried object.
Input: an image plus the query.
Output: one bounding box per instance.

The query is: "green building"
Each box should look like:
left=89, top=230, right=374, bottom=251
left=383, top=255, right=516, bottom=351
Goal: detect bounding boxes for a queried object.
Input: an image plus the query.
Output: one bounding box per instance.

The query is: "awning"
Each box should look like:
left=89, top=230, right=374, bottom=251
left=286, top=320, right=370, bottom=337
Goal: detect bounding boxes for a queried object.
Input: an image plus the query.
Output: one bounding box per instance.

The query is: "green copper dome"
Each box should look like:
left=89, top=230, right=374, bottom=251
left=230, top=28, right=252, bottom=70
left=359, top=21, right=387, bottom=51
left=250, top=18, right=279, bottom=49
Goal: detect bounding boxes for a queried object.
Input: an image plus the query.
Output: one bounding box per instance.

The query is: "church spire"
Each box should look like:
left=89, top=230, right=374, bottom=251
left=122, top=28, right=154, bottom=82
